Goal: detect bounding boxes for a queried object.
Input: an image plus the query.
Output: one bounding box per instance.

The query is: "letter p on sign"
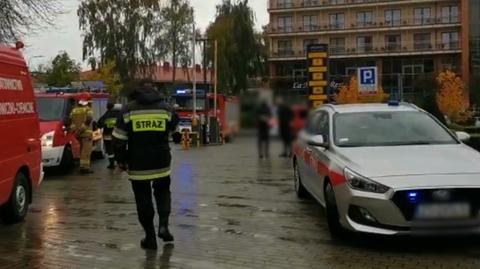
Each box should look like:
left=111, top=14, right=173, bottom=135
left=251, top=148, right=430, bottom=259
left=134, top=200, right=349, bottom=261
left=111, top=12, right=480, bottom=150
left=358, top=67, right=378, bottom=94
left=361, top=69, right=375, bottom=84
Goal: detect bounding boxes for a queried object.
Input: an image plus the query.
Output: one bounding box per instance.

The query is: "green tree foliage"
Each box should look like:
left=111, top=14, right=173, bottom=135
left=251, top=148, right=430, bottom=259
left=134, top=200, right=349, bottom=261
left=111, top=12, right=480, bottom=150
left=0, top=0, right=61, bottom=43
left=44, top=52, right=81, bottom=87
left=154, top=0, right=195, bottom=84
left=83, top=61, right=123, bottom=96
left=206, top=0, right=267, bottom=95
left=78, top=0, right=162, bottom=82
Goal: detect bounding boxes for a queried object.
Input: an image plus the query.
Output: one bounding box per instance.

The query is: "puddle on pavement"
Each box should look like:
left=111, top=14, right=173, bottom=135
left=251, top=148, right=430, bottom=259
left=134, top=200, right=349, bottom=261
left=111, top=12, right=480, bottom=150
left=71, top=239, right=119, bottom=250
left=278, top=235, right=335, bottom=245
left=103, top=198, right=134, bottom=204
left=217, top=195, right=246, bottom=200
left=226, top=219, right=240, bottom=226
left=177, top=223, right=196, bottom=230
left=224, top=228, right=244, bottom=235
left=104, top=211, right=137, bottom=217
left=28, top=208, right=42, bottom=213
left=216, top=202, right=255, bottom=209
left=177, top=208, right=198, bottom=218
left=105, top=225, right=127, bottom=232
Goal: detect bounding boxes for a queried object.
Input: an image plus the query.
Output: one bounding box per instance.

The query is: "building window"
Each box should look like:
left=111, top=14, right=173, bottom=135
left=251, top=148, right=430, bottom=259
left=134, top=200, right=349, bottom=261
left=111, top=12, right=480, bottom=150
left=330, top=38, right=345, bottom=54
left=385, top=34, right=401, bottom=51
left=304, top=39, right=317, bottom=51
left=277, top=0, right=293, bottom=8
left=329, top=13, right=345, bottom=29
left=304, top=0, right=319, bottom=6
left=303, top=15, right=318, bottom=31
left=329, top=0, right=346, bottom=4
left=357, top=36, right=373, bottom=52
left=384, top=9, right=401, bottom=26
left=357, top=11, right=373, bottom=28
left=278, top=40, right=293, bottom=56
left=414, top=8, right=431, bottom=25
left=442, top=32, right=459, bottom=49
left=414, top=33, right=431, bottom=50
left=441, top=6, right=459, bottom=23
left=278, top=16, right=293, bottom=33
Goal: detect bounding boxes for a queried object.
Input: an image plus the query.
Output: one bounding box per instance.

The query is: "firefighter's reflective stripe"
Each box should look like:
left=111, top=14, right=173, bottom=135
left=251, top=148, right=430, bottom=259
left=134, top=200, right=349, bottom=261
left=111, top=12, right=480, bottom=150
left=112, top=128, right=128, bottom=140
left=105, top=118, right=117, bottom=128
left=103, top=135, right=112, bottom=141
left=107, top=154, right=115, bottom=158
left=129, top=168, right=171, bottom=180
left=123, top=113, right=131, bottom=123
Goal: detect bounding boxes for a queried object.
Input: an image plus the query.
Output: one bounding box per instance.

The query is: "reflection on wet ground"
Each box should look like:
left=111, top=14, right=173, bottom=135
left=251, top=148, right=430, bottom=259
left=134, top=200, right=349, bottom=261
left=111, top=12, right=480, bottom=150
left=1, top=135, right=480, bottom=269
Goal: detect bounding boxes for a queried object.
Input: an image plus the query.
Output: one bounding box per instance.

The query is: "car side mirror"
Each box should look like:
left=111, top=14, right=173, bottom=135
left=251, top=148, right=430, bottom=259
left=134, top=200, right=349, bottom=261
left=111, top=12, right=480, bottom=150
left=307, top=135, right=329, bottom=148
left=456, top=131, right=470, bottom=142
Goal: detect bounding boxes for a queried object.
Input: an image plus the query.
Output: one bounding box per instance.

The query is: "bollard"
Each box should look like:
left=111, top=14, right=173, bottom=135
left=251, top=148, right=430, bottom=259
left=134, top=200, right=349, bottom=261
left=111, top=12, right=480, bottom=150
left=182, top=129, right=191, bottom=150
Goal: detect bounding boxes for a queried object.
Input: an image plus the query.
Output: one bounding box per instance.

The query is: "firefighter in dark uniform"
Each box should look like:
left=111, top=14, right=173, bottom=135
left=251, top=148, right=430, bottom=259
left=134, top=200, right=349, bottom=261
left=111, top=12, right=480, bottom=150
left=98, top=102, right=122, bottom=169
left=112, top=83, right=178, bottom=250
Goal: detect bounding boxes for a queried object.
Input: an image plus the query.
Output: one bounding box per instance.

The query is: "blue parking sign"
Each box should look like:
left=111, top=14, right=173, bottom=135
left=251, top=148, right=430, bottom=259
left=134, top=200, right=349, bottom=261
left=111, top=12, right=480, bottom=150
left=358, top=67, right=377, bottom=94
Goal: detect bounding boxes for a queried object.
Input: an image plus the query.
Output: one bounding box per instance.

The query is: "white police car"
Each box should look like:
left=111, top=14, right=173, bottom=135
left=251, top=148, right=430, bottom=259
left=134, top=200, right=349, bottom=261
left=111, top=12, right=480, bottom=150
left=293, top=102, right=480, bottom=237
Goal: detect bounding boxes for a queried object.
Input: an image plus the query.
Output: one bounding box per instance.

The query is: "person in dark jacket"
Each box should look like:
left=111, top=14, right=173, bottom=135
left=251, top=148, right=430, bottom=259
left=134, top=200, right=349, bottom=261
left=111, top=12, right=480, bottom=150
left=98, top=102, right=122, bottom=169
left=276, top=97, right=294, bottom=157
left=257, top=101, right=272, bottom=159
left=112, top=82, right=179, bottom=250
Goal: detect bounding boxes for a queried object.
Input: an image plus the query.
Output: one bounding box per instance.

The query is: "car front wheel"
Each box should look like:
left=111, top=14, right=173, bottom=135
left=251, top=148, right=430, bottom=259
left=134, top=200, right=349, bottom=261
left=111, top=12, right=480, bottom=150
left=294, top=161, right=308, bottom=198
left=59, top=145, right=74, bottom=173
left=325, top=181, right=348, bottom=238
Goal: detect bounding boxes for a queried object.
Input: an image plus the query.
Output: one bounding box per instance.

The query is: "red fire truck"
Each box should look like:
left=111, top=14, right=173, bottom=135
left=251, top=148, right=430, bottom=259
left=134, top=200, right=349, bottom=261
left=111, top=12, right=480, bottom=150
left=171, top=89, right=240, bottom=143
left=35, top=89, right=109, bottom=171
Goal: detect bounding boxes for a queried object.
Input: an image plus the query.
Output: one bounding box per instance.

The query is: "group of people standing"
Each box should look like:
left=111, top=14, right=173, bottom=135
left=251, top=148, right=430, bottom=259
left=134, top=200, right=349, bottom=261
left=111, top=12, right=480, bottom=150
left=257, top=97, right=295, bottom=159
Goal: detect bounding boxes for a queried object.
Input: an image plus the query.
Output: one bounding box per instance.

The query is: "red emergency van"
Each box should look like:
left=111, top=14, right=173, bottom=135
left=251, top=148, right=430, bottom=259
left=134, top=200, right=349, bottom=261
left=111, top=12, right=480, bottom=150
left=0, top=42, right=43, bottom=223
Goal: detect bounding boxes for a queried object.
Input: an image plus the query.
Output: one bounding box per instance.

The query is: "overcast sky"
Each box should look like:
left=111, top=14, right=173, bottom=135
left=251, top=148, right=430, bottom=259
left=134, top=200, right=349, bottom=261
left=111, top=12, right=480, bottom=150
left=24, top=0, right=269, bottom=69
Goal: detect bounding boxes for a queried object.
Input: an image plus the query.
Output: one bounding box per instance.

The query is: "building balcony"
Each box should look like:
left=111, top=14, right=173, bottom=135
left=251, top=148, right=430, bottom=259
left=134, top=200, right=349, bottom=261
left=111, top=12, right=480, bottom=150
left=268, top=0, right=457, bottom=12
left=269, top=42, right=461, bottom=61
left=267, top=17, right=460, bottom=36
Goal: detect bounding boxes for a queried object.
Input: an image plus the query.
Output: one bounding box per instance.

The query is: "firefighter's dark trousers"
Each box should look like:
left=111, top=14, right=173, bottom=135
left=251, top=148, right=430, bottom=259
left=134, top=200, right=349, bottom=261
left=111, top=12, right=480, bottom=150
left=131, top=177, right=171, bottom=237
left=104, top=139, right=115, bottom=163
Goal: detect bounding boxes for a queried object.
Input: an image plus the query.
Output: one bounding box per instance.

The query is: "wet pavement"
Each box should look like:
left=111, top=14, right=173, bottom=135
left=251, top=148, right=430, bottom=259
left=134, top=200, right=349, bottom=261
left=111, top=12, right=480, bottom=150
left=2, top=135, right=480, bottom=269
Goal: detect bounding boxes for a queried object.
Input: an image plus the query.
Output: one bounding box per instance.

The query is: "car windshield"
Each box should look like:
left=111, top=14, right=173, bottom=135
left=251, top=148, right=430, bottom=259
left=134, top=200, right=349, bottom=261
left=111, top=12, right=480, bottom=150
left=334, top=111, right=457, bottom=147
left=173, top=96, right=206, bottom=111
left=36, top=97, right=66, bottom=121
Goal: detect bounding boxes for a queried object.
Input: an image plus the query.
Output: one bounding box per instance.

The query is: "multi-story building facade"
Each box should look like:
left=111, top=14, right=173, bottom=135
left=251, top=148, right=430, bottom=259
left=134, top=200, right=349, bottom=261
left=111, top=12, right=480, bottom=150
left=267, top=0, right=478, bottom=101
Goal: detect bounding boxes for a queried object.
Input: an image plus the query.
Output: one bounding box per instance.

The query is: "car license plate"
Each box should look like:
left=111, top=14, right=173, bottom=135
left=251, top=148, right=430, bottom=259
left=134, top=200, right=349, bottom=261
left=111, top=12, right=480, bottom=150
left=416, top=203, right=470, bottom=220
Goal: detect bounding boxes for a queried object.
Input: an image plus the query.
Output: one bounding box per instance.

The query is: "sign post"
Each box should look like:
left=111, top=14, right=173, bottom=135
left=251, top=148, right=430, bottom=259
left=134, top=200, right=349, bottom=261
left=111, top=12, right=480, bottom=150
left=307, top=44, right=329, bottom=109
left=358, top=67, right=378, bottom=95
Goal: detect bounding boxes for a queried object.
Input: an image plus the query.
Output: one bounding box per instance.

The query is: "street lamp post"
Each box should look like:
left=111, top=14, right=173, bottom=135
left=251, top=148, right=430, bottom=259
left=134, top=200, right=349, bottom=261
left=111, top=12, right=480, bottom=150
left=196, top=37, right=212, bottom=144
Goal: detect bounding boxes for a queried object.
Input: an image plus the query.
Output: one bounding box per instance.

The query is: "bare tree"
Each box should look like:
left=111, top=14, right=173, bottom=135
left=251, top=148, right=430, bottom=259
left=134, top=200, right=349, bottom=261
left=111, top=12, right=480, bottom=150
left=0, top=0, right=61, bottom=43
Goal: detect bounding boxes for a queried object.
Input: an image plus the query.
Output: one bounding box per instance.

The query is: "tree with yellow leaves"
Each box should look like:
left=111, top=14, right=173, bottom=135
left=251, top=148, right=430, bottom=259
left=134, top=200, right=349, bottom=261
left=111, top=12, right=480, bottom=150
left=336, top=76, right=359, bottom=104
left=436, top=70, right=470, bottom=123
left=336, top=76, right=388, bottom=104
left=82, top=61, right=123, bottom=96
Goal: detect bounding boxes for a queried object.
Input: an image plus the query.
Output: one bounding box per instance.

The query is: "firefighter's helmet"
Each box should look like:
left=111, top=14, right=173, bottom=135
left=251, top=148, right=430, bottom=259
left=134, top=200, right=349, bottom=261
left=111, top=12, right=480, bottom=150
left=77, top=92, right=92, bottom=106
